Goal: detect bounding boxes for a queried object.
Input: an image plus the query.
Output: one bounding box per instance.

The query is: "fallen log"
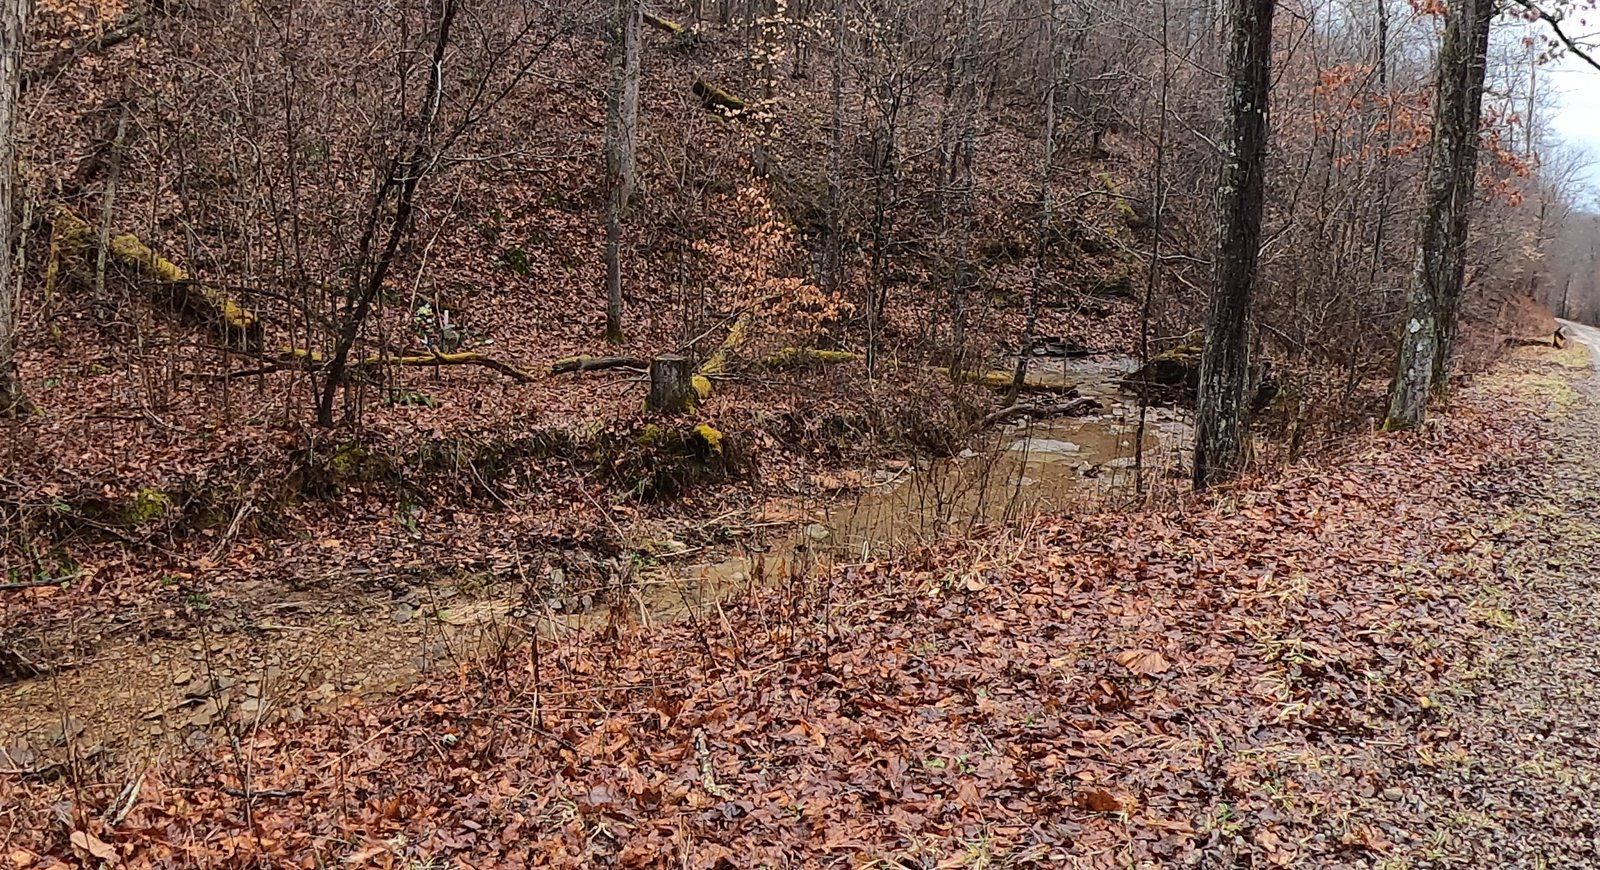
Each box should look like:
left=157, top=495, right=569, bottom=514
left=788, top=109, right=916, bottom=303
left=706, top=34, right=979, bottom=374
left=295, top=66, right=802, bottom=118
left=51, top=206, right=262, bottom=348
left=351, top=351, right=536, bottom=382
left=982, top=396, right=1102, bottom=427
left=644, top=10, right=685, bottom=34
left=23, top=15, right=145, bottom=92
left=694, top=311, right=752, bottom=398
left=693, top=80, right=747, bottom=115
left=551, top=355, right=647, bottom=374
left=195, top=348, right=536, bottom=383
left=759, top=347, right=858, bottom=369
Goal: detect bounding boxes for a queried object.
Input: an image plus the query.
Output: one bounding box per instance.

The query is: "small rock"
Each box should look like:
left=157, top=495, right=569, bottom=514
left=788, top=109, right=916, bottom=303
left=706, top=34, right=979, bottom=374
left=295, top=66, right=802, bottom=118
left=1382, top=788, right=1404, bottom=802
left=804, top=523, right=832, bottom=542
left=392, top=603, right=416, bottom=624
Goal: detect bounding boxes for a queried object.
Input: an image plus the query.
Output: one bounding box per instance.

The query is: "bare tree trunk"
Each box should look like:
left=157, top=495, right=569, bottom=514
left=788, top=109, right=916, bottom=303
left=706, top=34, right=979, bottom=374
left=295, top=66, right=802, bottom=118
left=1384, top=0, right=1494, bottom=429
left=1135, top=0, right=1172, bottom=484
left=864, top=20, right=905, bottom=381
left=943, top=0, right=981, bottom=362
left=0, top=0, right=25, bottom=415
left=823, top=0, right=844, bottom=294
left=1007, top=0, right=1060, bottom=404
left=1193, top=0, right=1273, bottom=489
left=1368, top=0, right=1392, bottom=289
left=604, top=0, right=643, bottom=343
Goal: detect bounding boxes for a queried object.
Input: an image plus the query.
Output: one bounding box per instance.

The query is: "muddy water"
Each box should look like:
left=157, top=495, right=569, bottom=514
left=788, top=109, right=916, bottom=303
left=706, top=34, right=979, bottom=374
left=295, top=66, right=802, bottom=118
left=648, top=356, right=1193, bottom=613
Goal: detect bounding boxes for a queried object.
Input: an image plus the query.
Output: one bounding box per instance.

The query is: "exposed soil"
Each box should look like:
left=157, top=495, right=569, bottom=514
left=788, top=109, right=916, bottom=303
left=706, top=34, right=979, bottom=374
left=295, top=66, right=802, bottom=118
left=0, top=355, right=1183, bottom=771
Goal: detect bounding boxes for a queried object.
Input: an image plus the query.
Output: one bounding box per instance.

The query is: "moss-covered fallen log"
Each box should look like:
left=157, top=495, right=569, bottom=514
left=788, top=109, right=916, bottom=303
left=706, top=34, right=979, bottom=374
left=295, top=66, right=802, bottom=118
left=693, top=80, right=746, bottom=114
left=693, top=311, right=752, bottom=399
left=760, top=347, right=859, bottom=369
left=51, top=206, right=262, bottom=348
left=644, top=10, right=685, bottom=34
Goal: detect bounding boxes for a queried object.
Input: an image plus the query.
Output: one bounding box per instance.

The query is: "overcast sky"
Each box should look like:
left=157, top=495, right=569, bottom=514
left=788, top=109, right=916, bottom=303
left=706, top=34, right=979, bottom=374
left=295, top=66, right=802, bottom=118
left=1545, top=25, right=1600, bottom=202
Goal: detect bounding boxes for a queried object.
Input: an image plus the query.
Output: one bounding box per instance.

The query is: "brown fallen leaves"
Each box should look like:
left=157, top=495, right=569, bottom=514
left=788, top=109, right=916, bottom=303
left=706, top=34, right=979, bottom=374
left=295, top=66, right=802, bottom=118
left=1112, top=648, right=1170, bottom=676
left=0, top=360, right=1568, bottom=867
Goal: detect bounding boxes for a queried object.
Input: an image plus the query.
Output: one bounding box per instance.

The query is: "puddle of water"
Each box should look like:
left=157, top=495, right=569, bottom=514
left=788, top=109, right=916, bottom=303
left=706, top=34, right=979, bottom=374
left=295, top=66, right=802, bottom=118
left=1008, top=436, right=1082, bottom=457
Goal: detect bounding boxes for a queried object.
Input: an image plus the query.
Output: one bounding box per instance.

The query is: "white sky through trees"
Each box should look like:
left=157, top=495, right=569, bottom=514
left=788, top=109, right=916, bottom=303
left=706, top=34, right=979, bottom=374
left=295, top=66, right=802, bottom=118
left=1546, top=23, right=1600, bottom=197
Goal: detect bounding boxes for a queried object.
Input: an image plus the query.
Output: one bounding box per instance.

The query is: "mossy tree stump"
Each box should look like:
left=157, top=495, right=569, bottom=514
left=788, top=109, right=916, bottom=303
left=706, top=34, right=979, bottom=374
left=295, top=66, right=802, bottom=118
left=648, top=354, right=695, bottom=413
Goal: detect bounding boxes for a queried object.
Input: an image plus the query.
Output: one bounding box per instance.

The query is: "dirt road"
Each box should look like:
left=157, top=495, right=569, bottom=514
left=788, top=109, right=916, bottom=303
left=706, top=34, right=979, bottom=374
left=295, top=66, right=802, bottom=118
left=1399, top=321, right=1600, bottom=864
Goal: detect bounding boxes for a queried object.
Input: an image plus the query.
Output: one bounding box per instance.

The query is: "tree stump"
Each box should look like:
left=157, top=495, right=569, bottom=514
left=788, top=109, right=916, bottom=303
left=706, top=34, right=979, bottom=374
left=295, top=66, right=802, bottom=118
left=648, top=354, right=695, bottom=413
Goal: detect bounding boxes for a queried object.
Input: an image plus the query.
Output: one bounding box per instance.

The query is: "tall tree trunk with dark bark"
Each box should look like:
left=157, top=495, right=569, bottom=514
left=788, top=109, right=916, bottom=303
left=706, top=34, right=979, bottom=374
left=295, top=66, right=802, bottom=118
left=1193, top=0, right=1273, bottom=490
left=1384, top=0, right=1494, bottom=429
left=604, top=0, right=643, bottom=344
left=0, top=0, right=26, bottom=415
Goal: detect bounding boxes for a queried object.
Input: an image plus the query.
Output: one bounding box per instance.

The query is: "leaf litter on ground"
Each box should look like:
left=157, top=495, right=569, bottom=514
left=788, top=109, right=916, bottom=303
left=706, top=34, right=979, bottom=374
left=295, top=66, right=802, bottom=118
left=3, top=346, right=1597, bottom=868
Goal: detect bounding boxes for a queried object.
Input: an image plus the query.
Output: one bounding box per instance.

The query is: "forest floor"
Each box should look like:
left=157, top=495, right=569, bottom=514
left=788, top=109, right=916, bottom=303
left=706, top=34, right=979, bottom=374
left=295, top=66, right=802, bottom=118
left=3, top=337, right=1598, bottom=867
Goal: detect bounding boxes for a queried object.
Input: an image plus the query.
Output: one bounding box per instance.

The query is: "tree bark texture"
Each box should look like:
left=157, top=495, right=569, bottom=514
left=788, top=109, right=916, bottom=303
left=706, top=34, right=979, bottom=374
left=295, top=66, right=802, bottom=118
left=1193, top=0, right=1273, bottom=489
left=604, top=0, right=643, bottom=343
left=0, top=0, right=25, bottom=414
left=647, top=354, right=695, bottom=412
left=1385, top=0, right=1494, bottom=429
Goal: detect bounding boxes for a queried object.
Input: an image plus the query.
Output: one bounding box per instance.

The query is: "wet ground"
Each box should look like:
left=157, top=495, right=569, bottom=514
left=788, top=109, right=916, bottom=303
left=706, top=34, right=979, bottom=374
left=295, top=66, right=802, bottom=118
left=0, top=354, right=1191, bottom=773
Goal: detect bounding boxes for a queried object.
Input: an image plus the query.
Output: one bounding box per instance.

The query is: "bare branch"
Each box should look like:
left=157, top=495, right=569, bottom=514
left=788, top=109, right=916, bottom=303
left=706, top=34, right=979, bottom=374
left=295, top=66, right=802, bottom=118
left=1508, top=0, right=1600, bottom=73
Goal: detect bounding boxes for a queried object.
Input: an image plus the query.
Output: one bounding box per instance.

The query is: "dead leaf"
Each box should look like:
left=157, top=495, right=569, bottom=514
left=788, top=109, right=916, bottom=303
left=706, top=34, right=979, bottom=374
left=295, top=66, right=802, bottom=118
left=69, top=831, right=118, bottom=865
left=1114, top=648, right=1170, bottom=676
left=1075, top=788, right=1122, bottom=812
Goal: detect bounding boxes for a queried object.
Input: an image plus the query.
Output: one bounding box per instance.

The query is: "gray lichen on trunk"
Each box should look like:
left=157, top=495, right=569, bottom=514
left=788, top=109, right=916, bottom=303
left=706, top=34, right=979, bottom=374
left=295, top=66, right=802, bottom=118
left=1193, top=0, right=1274, bottom=489
left=1385, top=0, right=1494, bottom=430
left=605, top=0, right=643, bottom=343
